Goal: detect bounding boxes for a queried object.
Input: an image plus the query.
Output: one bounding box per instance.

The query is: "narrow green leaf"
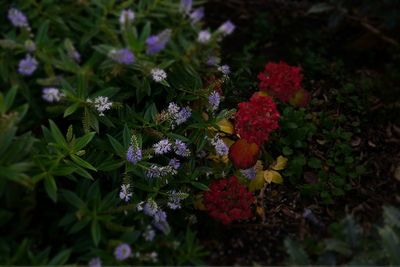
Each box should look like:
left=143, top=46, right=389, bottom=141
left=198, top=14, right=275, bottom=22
left=74, top=132, right=95, bottom=151
left=70, top=154, right=97, bottom=171
left=49, top=120, right=68, bottom=150
left=44, top=175, right=57, bottom=202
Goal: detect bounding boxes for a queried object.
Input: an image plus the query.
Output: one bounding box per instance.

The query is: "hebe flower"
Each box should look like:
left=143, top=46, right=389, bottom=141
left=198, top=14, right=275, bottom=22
left=8, top=8, right=29, bottom=28
left=119, top=9, right=135, bottom=25
left=146, top=29, right=171, bottom=55
left=208, top=90, right=220, bottom=111
left=119, top=184, right=132, bottom=202
left=218, top=64, right=230, bottom=76
left=197, top=30, right=211, bottom=44
left=203, top=176, right=254, bottom=224
left=126, top=145, right=142, bottom=165
left=167, top=190, right=188, bottom=210
left=210, top=136, right=228, bottom=156
left=88, top=96, right=112, bottom=116
left=150, top=68, right=167, bottom=82
left=18, top=54, right=38, bottom=76
left=174, top=140, right=190, bottom=157
left=180, top=0, right=192, bottom=15
left=257, top=61, right=303, bottom=102
left=218, top=20, right=235, bottom=36
left=153, top=139, right=172, bottom=155
left=42, top=88, right=64, bottom=103
left=234, top=94, right=280, bottom=145
left=190, top=7, right=204, bottom=24
left=114, top=243, right=132, bottom=261
left=143, top=225, right=156, bottom=241
left=109, top=48, right=135, bottom=64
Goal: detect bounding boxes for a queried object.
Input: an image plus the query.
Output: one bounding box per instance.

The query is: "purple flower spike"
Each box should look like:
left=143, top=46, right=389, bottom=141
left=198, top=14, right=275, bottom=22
left=8, top=8, right=29, bottom=28
left=109, top=48, right=135, bottom=64
left=146, top=29, right=172, bottom=55
left=190, top=7, right=204, bottom=24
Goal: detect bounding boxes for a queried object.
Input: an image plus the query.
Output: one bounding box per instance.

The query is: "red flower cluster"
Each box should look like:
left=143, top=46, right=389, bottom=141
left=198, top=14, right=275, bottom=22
left=204, top=176, right=254, bottom=224
left=258, top=61, right=303, bottom=102
left=234, top=94, right=280, bottom=145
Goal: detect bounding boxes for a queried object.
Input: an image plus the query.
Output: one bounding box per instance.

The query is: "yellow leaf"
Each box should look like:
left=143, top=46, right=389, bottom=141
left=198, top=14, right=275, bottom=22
left=271, top=156, right=288, bottom=171
left=254, top=160, right=264, bottom=172
left=194, top=194, right=206, bottom=211
left=249, top=170, right=265, bottom=191
left=208, top=154, right=229, bottom=164
left=222, top=137, right=235, bottom=148
left=264, top=170, right=283, bottom=184
left=217, top=118, right=234, bottom=134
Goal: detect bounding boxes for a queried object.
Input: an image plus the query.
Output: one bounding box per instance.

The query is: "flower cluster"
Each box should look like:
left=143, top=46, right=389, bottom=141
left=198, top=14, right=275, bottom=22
left=167, top=190, right=188, bottom=210
left=203, top=176, right=254, bottom=224
left=150, top=68, right=167, bottom=82
left=18, top=54, right=38, bottom=76
left=146, top=29, right=172, bottom=55
left=127, top=145, right=142, bottom=165
left=137, top=200, right=170, bottom=234
left=257, top=61, right=303, bottom=102
left=87, top=96, right=113, bottom=116
left=208, top=90, right=221, bottom=111
left=119, top=184, right=133, bottom=202
left=234, top=94, right=280, bottom=145
left=42, top=88, right=64, bottom=103
left=8, top=8, right=29, bottom=28
left=109, top=48, right=135, bottom=64
left=119, top=9, right=135, bottom=25
left=114, top=243, right=132, bottom=261
left=210, top=136, right=229, bottom=156
left=164, top=102, right=192, bottom=128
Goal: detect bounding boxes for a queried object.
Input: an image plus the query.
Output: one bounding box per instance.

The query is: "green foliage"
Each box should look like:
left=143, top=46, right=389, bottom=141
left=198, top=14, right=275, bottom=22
left=285, top=206, right=400, bottom=265
left=0, top=0, right=233, bottom=265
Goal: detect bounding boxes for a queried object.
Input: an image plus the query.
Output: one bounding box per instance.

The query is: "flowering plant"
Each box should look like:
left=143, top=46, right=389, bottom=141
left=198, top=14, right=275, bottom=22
left=0, top=0, right=238, bottom=265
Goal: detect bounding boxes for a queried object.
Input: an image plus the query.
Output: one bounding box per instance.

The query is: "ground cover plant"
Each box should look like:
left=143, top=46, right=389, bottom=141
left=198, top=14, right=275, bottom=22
left=1, top=0, right=400, bottom=266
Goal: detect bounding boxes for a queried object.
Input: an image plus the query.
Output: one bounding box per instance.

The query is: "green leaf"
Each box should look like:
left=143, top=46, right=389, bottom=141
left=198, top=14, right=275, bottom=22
left=190, top=182, right=209, bottom=191
left=91, top=220, right=101, bottom=246
left=49, top=120, right=68, bottom=150
left=48, top=249, right=71, bottom=266
left=44, top=175, right=57, bottom=202
left=64, top=103, right=80, bottom=117
left=284, top=239, right=310, bottom=265
left=107, top=134, right=125, bottom=157
left=70, top=154, right=97, bottom=171
left=3, top=86, right=17, bottom=113
left=379, top=225, right=400, bottom=264
left=62, top=190, right=85, bottom=209
left=74, top=132, right=95, bottom=151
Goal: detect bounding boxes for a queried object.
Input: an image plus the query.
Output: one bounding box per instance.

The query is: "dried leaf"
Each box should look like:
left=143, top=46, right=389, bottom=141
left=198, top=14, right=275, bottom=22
left=271, top=155, right=288, bottom=171
left=249, top=169, right=265, bottom=191
left=264, top=170, right=283, bottom=184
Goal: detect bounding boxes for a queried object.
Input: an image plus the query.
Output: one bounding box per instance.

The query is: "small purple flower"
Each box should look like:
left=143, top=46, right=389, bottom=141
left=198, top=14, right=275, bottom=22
left=126, top=145, right=142, bottom=165
left=8, top=8, right=29, bottom=28
left=208, top=91, right=220, bottom=111
left=197, top=30, right=211, bottom=44
left=24, top=40, right=36, bottom=52
left=119, top=184, right=132, bottom=202
left=119, top=9, right=135, bottom=24
left=190, top=7, right=204, bottom=24
left=153, top=209, right=167, bottom=223
left=143, top=200, right=158, bottom=217
left=218, top=20, right=235, bottom=36
left=167, top=190, right=188, bottom=210
left=211, top=137, right=228, bottom=156
left=174, top=140, right=190, bottom=157
left=42, top=87, right=64, bottom=103
left=175, top=107, right=191, bottom=125
left=143, top=226, right=156, bottom=241
left=88, top=257, right=102, bottom=267
left=109, top=48, right=135, bottom=64
left=168, top=158, right=180, bottom=170
left=206, top=56, right=220, bottom=66
left=152, top=219, right=170, bottom=234
left=218, top=64, right=231, bottom=76
left=241, top=167, right=257, bottom=180
left=146, top=29, right=171, bottom=55
left=180, top=0, right=192, bottom=15
left=114, top=243, right=132, bottom=261
left=18, top=54, right=38, bottom=76
left=68, top=50, right=81, bottom=63
left=153, top=139, right=172, bottom=155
